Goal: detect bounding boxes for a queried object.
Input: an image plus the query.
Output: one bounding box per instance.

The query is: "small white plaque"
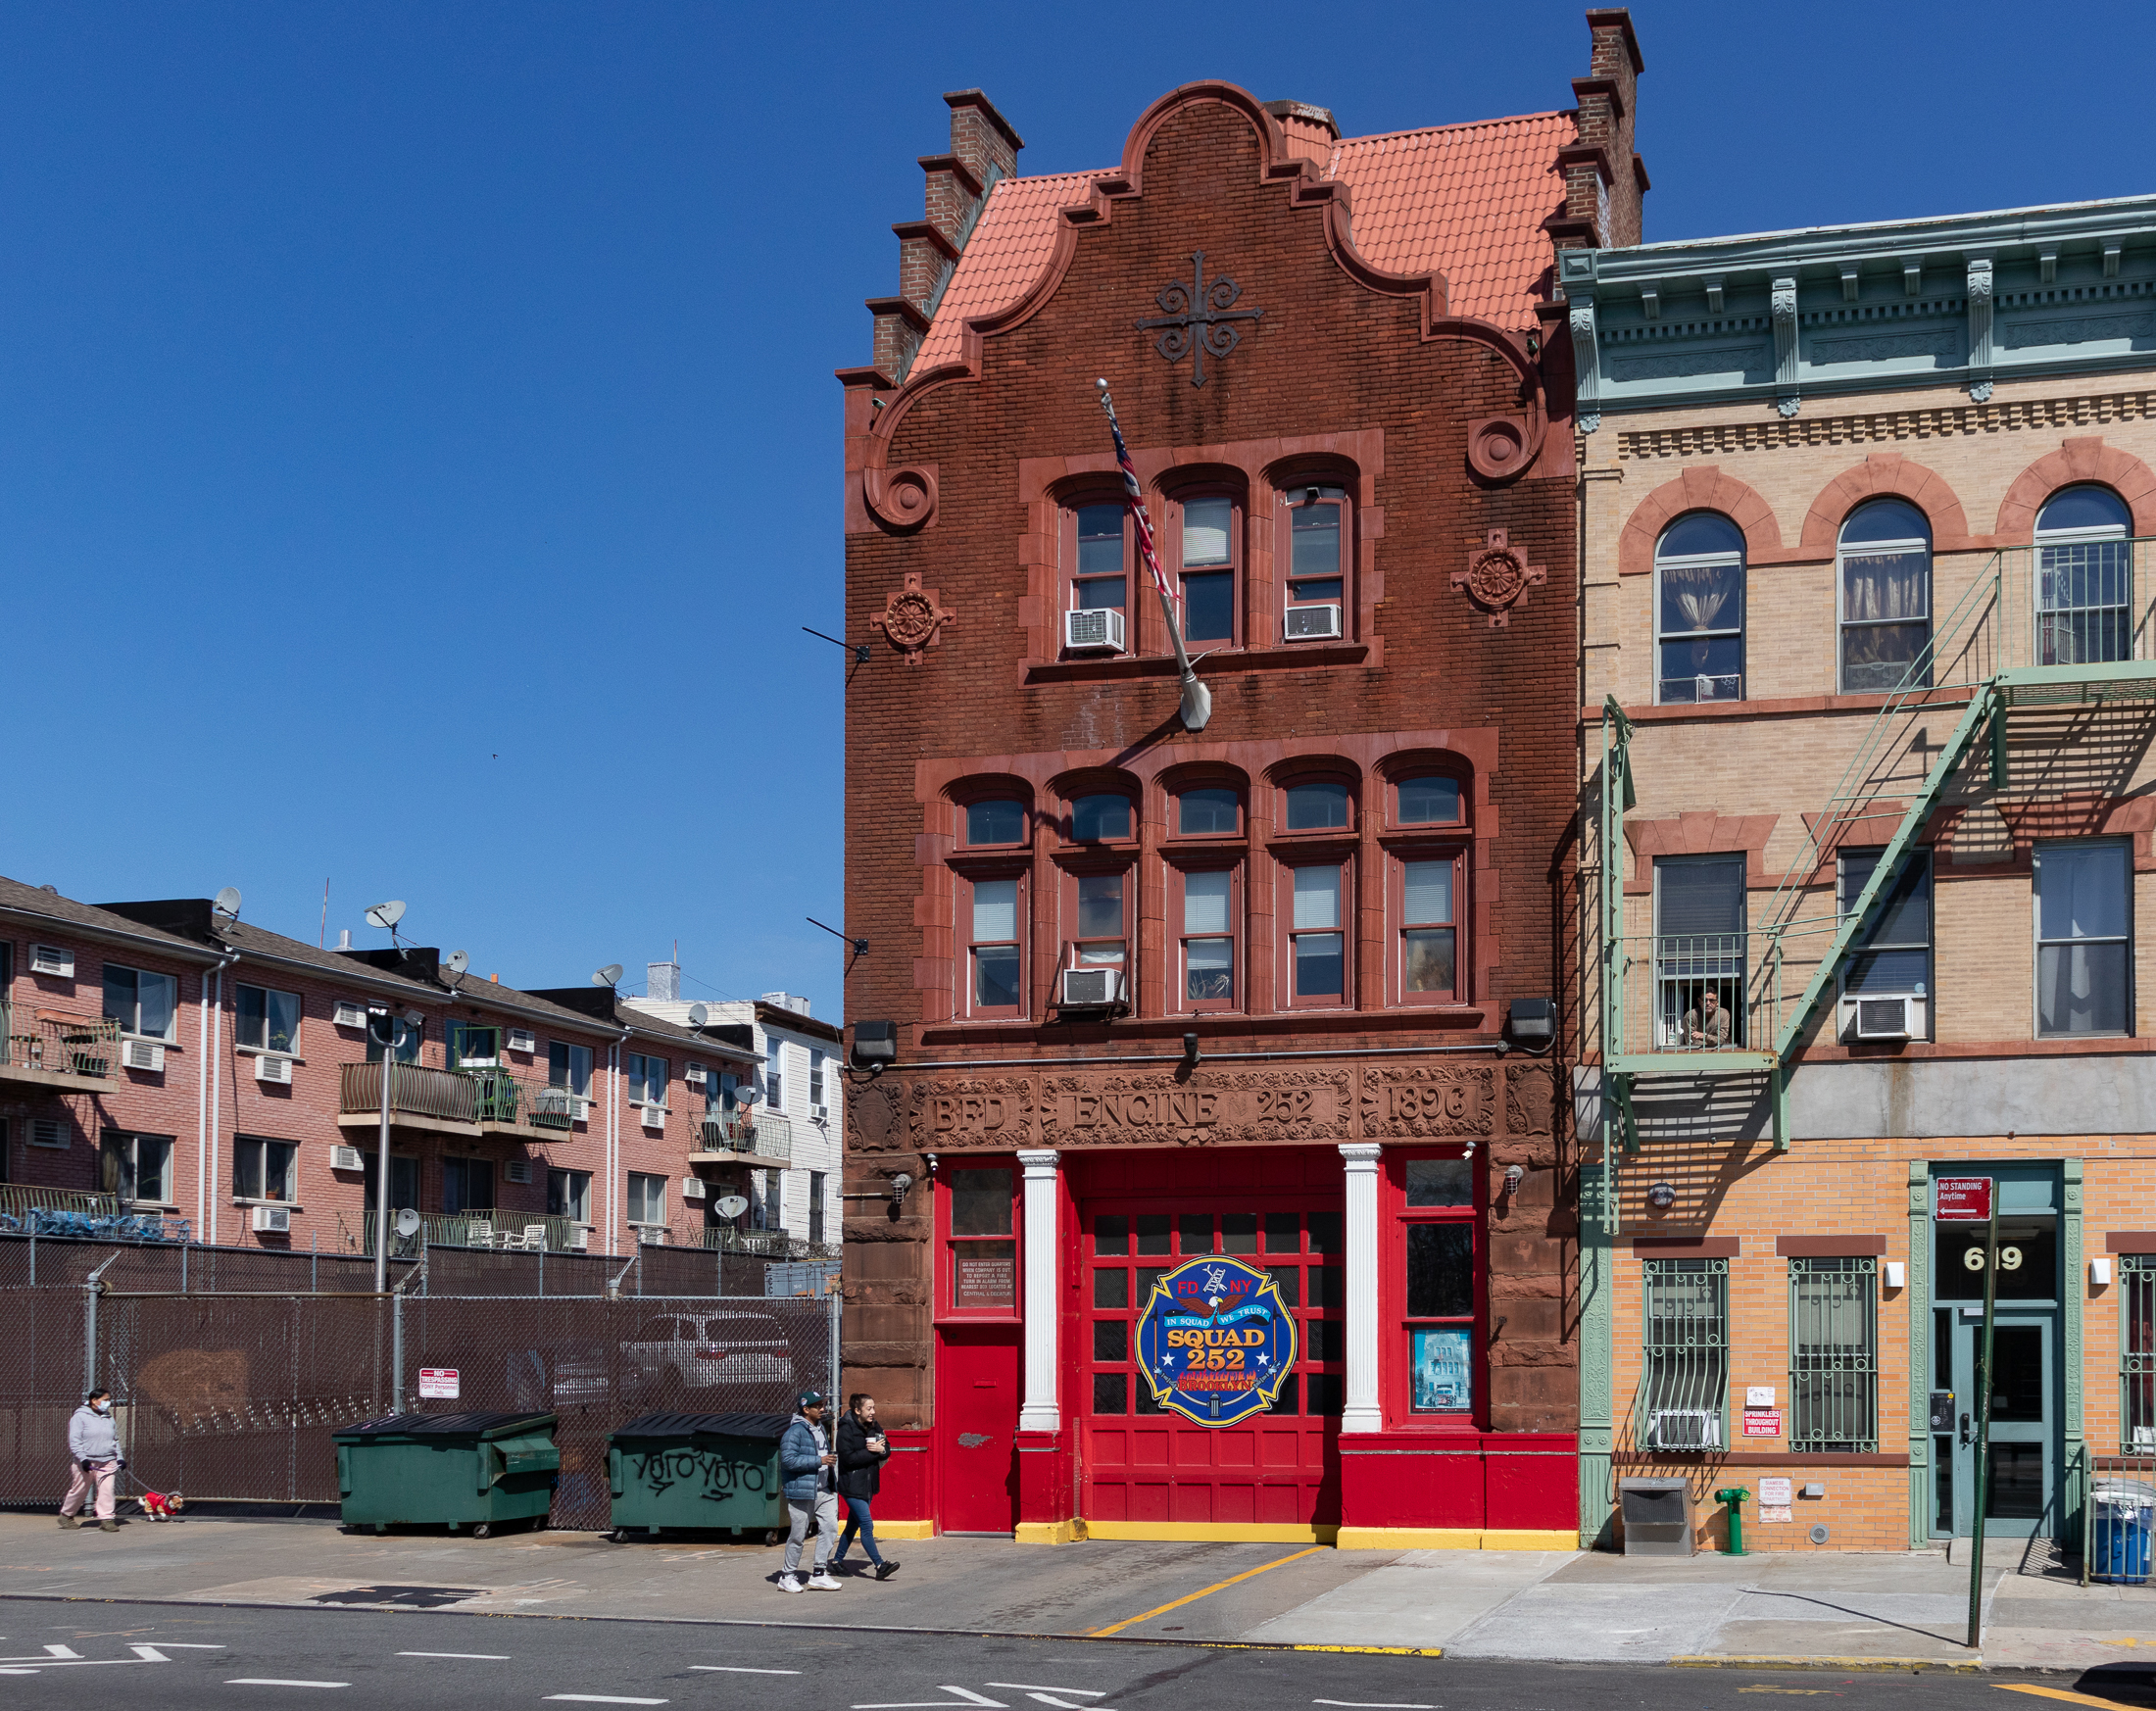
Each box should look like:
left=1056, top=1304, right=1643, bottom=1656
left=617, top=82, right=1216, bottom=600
left=1745, top=1386, right=1776, bottom=1408
left=1758, top=1477, right=1793, bottom=1505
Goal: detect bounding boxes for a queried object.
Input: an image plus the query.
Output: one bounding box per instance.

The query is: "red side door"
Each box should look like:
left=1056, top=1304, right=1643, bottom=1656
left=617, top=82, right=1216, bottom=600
left=936, top=1326, right=1021, bottom=1533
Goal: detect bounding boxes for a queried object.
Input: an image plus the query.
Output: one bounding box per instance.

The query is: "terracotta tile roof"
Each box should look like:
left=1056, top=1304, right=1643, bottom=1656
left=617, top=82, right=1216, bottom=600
left=911, top=109, right=1570, bottom=370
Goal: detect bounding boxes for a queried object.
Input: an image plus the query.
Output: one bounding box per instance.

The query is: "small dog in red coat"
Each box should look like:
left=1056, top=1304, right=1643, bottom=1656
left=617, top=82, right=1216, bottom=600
left=135, top=1489, right=184, bottom=1521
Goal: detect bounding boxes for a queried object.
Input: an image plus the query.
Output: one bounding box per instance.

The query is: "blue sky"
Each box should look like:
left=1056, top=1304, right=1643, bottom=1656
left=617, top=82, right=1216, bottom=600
left=5, top=0, right=2151, bottom=1016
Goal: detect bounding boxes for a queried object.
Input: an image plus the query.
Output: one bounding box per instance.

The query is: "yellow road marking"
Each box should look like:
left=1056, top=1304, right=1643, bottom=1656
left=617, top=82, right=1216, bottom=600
left=1996, top=1687, right=2140, bottom=1708
left=1089, top=1546, right=1327, bottom=1637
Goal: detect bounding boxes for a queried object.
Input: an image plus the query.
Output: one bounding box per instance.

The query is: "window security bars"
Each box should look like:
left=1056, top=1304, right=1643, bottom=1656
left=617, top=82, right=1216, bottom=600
left=1789, top=1255, right=1878, bottom=1453
left=1641, top=1257, right=1729, bottom=1449
left=2038, top=535, right=2133, bottom=666
left=2125, top=1256, right=2156, bottom=1457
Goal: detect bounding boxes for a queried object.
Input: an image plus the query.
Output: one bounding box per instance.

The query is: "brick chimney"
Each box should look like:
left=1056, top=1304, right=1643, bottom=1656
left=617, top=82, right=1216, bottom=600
left=864, top=89, right=1025, bottom=385
left=1547, top=8, right=1646, bottom=254
left=1261, top=99, right=1339, bottom=171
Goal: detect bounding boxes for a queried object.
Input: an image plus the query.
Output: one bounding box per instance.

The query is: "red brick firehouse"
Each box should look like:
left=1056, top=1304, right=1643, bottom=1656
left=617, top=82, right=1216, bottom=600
left=838, top=12, right=1646, bottom=1544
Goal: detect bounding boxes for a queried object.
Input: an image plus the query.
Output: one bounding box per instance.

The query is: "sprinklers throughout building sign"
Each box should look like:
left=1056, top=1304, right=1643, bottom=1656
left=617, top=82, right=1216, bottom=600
left=1135, top=1256, right=1298, bottom=1426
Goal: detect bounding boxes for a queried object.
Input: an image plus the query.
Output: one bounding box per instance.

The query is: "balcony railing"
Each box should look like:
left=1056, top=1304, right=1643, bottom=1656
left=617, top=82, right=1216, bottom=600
left=699, top=1225, right=836, bottom=1259
left=1, top=1007, right=122, bottom=1081
left=0, top=1182, right=185, bottom=1242
left=699, top=1107, right=792, bottom=1161
left=337, top=1061, right=584, bottom=1135
left=336, top=1209, right=584, bottom=1255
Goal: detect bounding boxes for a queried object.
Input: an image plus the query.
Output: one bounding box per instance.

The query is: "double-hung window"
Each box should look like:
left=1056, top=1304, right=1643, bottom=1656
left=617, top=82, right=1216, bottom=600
left=763, top=1040, right=784, bottom=1109
left=1839, top=500, right=1933, bottom=693
left=809, top=1050, right=826, bottom=1111
left=1288, top=863, right=1347, bottom=1005
left=1838, top=848, right=1933, bottom=1029
left=1176, top=494, right=1239, bottom=646
left=548, top=1167, right=593, bottom=1224
left=103, top=964, right=176, bottom=1041
left=1284, top=484, right=1348, bottom=639
left=1069, top=502, right=1129, bottom=639
left=1653, top=855, right=1745, bottom=1050
left=101, top=1130, right=174, bottom=1204
left=442, top=1156, right=492, bottom=1214
left=233, top=1136, right=297, bottom=1202
left=548, top=1041, right=593, bottom=1099
left=1655, top=513, right=1745, bottom=703
left=1641, top=1257, right=1729, bottom=1449
left=626, top=1051, right=668, bottom=1107
left=626, top=1171, right=666, bottom=1228
left=2035, top=486, right=2133, bottom=666
left=1177, top=868, right=1238, bottom=1010
left=1396, top=856, right=1461, bottom=1003
left=1070, top=872, right=1128, bottom=979
left=808, top=1171, right=827, bottom=1244
left=235, top=984, right=301, bottom=1054
left=446, top=1021, right=502, bottom=1068
left=2035, top=841, right=2132, bottom=1037
left=965, top=876, right=1024, bottom=1015
left=1788, top=1256, right=1878, bottom=1452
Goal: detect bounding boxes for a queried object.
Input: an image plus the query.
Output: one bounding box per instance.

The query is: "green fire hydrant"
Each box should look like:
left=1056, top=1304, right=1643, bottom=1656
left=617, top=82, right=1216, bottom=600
left=1714, top=1486, right=1750, bottom=1556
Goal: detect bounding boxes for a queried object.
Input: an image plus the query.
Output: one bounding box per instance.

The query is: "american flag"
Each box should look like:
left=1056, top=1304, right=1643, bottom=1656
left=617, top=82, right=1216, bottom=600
left=1101, top=384, right=1177, bottom=608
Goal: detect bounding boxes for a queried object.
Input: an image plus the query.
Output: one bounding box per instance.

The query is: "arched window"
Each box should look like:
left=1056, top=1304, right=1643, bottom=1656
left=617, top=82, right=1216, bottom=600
left=1284, top=779, right=1351, bottom=832
left=1654, top=513, right=1745, bottom=704
left=1067, top=792, right=1135, bottom=843
left=2035, top=485, right=2132, bottom=665
left=965, top=799, right=1027, bottom=848
left=1838, top=499, right=1933, bottom=694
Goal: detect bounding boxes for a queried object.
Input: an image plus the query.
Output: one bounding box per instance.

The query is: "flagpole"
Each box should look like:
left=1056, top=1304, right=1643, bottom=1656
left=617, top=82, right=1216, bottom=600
left=1097, top=379, right=1212, bottom=732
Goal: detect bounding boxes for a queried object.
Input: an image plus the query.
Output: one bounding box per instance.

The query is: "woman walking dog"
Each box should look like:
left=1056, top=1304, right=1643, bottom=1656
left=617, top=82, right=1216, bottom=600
left=59, top=1387, right=123, bottom=1533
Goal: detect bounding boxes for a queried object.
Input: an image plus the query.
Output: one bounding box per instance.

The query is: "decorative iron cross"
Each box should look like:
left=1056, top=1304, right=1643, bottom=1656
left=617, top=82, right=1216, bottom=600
left=1136, top=251, right=1262, bottom=387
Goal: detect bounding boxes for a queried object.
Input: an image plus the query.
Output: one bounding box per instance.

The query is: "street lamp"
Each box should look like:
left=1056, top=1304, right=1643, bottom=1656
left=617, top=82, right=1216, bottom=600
left=369, top=1006, right=426, bottom=1293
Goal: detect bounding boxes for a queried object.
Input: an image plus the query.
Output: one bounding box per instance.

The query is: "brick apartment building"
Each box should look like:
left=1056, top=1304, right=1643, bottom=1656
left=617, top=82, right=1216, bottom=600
left=0, top=875, right=811, bottom=1260
left=1572, top=196, right=2156, bottom=1550
left=837, top=14, right=1650, bottom=1544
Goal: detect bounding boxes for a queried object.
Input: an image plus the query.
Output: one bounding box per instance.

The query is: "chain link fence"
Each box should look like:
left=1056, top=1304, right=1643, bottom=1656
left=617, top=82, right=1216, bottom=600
left=1, top=1233, right=838, bottom=1531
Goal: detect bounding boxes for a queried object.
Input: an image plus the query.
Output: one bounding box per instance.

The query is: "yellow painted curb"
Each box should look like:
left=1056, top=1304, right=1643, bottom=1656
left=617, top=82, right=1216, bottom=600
left=868, top=1520, right=936, bottom=1540
left=1334, top=1527, right=1577, bottom=1551
left=1014, top=1520, right=1083, bottom=1545
left=1670, top=1656, right=1982, bottom=1674
left=1080, top=1521, right=1339, bottom=1544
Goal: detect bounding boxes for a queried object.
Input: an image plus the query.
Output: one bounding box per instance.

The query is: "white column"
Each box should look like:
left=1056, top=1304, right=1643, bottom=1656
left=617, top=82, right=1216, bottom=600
left=1017, top=1149, right=1061, bottom=1433
left=1339, top=1143, right=1383, bottom=1434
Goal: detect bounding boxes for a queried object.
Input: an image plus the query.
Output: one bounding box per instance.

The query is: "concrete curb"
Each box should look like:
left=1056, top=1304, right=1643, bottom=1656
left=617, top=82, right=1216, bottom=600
left=1669, top=1655, right=1984, bottom=1674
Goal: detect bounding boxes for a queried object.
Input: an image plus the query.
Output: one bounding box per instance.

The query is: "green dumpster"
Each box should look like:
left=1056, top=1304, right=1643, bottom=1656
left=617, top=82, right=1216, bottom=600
left=608, top=1412, right=791, bottom=1540
left=334, top=1410, right=560, bottom=1537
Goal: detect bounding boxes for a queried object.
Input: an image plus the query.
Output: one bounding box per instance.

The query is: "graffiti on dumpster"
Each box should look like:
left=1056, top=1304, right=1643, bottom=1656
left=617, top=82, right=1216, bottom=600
left=628, top=1447, right=769, bottom=1504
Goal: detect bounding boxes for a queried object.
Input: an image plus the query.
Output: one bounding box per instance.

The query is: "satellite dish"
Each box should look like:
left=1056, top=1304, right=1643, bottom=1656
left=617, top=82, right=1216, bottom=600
left=212, top=886, right=242, bottom=918
left=686, top=1003, right=709, bottom=1029
left=714, top=1196, right=749, bottom=1219
left=394, top=1208, right=421, bottom=1238
left=366, top=901, right=407, bottom=930
left=593, top=963, right=623, bottom=987
left=736, top=1083, right=760, bottom=1104
left=444, top=950, right=469, bottom=978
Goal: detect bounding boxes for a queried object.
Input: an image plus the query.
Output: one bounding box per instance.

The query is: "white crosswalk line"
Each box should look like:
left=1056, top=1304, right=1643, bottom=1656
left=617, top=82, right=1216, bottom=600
left=984, top=1689, right=1106, bottom=1697
left=544, top=1698, right=669, bottom=1706
left=225, top=1680, right=349, bottom=1689
left=399, top=1651, right=513, bottom=1659
left=692, top=1667, right=803, bottom=1675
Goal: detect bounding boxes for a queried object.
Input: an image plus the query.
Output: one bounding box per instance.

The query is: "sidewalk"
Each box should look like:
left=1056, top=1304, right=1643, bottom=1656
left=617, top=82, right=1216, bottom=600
left=1, top=1511, right=2151, bottom=1672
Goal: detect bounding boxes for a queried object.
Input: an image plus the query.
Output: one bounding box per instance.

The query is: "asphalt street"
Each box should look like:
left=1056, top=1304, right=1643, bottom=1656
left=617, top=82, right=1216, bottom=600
left=0, top=1599, right=2147, bottom=1711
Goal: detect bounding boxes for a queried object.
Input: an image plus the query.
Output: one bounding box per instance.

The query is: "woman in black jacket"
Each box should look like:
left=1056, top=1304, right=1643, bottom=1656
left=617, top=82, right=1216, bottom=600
left=830, top=1393, right=899, bottom=1580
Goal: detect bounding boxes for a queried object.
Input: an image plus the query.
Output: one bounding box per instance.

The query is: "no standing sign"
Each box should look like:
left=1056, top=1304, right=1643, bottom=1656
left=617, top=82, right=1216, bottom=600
left=1934, top=1176, right=1995, bottom=1222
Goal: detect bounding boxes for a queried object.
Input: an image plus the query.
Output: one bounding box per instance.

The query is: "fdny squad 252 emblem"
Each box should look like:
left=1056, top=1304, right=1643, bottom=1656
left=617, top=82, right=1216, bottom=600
left=1134, top=1255, right=1298, bottom=1427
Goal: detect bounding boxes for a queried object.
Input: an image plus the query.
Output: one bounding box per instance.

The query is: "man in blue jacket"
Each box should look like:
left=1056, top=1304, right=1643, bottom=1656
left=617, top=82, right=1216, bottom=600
left=776, top=1391, right=842, bottom=1593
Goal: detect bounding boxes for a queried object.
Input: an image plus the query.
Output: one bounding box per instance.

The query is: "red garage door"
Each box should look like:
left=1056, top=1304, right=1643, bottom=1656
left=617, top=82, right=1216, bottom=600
left=1074, top=1148, right=1343, bottom=1533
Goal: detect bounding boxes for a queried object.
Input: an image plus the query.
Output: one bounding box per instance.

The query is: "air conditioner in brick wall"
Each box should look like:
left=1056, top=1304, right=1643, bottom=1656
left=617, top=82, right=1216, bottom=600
left=123, top=1040, right=166, bottom=1072
left=504, top=1160, right=532, bottom=1185
left=332, top=1000, right=368, bottom=1029
left=1839, top=994, right=1925, bottom=1042
left=329, top=1146, right=365, bottom=1172
left=685, top=1062, right=707, bottom=1087
left=507, top=1028, right=537, bottom=1054
left=29, top=945, right=73, bottom=977
left=1058, top=967, right=1126, bottom=1010
left=255, top=1053, right=293, bottom=1085
left=1284, top=604, right=1343, bottom=641
left=1064, top=608, right=1126, bottom=653
left=1647, top=1408, right=1722, bottom=1451
left=641, top=1103, right=667, bottom=1130
left=251, top=1205, right=291, bottom=1234
left=571, top=1226, right=591, bottom=1250
left=681, top=1177, right=707, bottom=1200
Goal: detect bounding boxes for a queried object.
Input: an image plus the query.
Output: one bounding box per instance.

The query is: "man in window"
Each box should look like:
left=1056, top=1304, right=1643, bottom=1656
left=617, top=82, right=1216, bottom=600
left=1682, top=987, right=1732, bottom=1048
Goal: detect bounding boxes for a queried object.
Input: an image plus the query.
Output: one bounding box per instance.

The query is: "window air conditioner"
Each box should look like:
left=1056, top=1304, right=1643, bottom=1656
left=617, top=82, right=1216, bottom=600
left=255, top=1053, right=293, bottom=1085
left=1840, top=995, right=1924, bottom=1041
left=251, top=1205, right=292, bottom=1234
left=329, top=1145, right=365, bottom=1173
left=1064, top=608, right=1127, bottom=653
left=571, top=1226, right=591, bottom=1250
left=1058, top=967, right=1125, bottom=1009
left=123, top=1040, right=166, bottom=1072
left=681, top=1177, right=708, bottom=1200
left=685, top=1062, right=707, bottom=1086
left=810, top=1103, right=829, bottom=1123
left=639, top=1226, right=670, bottom=1246
left=332, top=1000, right=368, bottom=1029
left=1647, top=1408, right=1722, bottom=1450
left=29, top=945, right=73, bottom=977
left=30, top=1118, right=68, bottom=1149
left=1284, top=604, right=1343, bottom=642
left=507, top=1028, right=537, bottom=1054
left=642, top=1103, right=667, bottom=1130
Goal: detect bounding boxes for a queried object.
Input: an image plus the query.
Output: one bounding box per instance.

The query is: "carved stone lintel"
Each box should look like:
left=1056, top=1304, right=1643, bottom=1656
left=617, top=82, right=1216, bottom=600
left=872, top=571, right=956, bottom=666
left=1451, top=528, right=1547, bottom=629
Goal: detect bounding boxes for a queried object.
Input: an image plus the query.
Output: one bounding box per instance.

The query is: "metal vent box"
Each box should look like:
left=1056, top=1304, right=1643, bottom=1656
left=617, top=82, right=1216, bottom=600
left=1619, top=1476, right=1693, bottom=1556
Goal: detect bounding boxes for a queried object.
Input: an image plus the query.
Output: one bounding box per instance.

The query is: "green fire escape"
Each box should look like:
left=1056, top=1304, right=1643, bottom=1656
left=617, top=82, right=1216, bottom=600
left=1596, top=537, right=2156, bottom=1173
